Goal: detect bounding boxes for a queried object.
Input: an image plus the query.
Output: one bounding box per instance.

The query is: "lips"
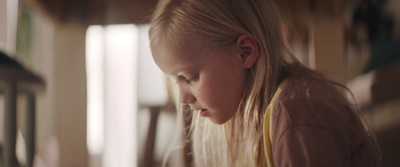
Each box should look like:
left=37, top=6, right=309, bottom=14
left=191, top=107, right=209, bottom=117
left=200, top=109, right=208, bottom=116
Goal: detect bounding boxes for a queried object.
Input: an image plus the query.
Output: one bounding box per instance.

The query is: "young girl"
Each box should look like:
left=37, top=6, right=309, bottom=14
left=149, top=0, right=378, bottom=166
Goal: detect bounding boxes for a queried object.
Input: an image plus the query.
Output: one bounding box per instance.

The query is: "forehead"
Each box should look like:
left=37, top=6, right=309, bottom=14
left=151, top=40, right=204, bottom=76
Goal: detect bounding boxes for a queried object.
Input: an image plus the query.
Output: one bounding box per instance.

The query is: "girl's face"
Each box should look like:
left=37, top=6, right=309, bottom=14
left=152, top=41, right=248, bottom=124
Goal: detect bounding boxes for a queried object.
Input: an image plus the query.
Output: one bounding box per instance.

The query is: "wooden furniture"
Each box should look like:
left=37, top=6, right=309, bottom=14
left=139, top=104, right=193, bottom=167
left=0, top=52, right=45, bottom=167
left=141, top=106, right=161, bottom=167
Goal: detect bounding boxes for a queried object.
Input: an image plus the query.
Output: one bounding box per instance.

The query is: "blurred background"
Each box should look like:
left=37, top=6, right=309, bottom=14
left=0, top=0, right=399, bottom=167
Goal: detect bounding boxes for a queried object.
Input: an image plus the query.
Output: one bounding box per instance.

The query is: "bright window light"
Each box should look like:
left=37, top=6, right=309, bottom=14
left=86, top=24, right=138, bottom=167
left=86, top=25, right=105, bottom=155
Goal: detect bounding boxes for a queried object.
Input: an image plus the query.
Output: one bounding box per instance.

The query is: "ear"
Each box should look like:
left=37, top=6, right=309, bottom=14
left=236, top=34, right=259, bottom=69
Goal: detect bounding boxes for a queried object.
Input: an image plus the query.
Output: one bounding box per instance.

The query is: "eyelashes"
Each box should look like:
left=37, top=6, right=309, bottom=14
left=187, top=74, right=199, bottom=83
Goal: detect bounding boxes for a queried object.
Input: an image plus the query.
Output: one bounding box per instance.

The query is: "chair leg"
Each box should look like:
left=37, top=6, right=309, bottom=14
left=142, top=107, right=161, bottom=167
left=25, top=93, right=35, bottom=167
left=182, top=107, right=193, bottom=167
left=4, top=81, right=18, bottom=167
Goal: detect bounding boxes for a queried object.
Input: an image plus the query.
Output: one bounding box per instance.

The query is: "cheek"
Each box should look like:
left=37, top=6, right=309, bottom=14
left=195, top=81, right=217, bottom=103
left=191, top=79, right=219, bottom=108
left=196, top=74, right=245, bottom=109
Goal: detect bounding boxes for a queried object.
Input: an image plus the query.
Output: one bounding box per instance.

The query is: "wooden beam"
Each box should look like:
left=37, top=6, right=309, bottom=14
left=30, top=0, right=157, bottom=25
left=309, top=17, right=347, bottom=84
left=275, top=0, right=352, bottom=18
left=102, top=1, right=157, bottom=25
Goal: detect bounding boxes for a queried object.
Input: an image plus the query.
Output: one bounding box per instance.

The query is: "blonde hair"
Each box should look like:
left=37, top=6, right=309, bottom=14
left=149, top=0, right=311, bottom=166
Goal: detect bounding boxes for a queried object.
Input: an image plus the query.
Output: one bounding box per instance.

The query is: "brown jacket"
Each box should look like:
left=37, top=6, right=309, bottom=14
left=269, top=77, right=378, bottom=167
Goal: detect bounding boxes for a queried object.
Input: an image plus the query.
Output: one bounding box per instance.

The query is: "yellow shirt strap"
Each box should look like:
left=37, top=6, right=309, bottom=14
left=263, top=83, right=285, bottom=167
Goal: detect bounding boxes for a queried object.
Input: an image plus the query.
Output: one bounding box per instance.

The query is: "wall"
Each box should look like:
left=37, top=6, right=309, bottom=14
left=0, top=0, right=6, bottom=50
left=53, top=22, right=88, bottom=167
left=16, top=2, right=89, bottom=166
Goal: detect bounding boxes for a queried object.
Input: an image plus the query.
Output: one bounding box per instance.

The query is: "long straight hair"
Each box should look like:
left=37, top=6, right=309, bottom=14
left=149, top=0, right=324, bottom=166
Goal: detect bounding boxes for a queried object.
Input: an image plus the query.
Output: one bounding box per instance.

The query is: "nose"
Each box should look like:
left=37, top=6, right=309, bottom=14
left=179, top=86, right=196, bottom=104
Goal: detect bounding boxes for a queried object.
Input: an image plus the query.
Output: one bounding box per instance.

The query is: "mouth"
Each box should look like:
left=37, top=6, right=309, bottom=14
left=199, top=109, right=209, bottom=117
left=191, top=107, right=209, bottom=117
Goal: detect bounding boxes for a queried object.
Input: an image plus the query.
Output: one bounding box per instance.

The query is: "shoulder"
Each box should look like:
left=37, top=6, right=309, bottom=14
left=271, top=76, right=361, bottom=142
left=274, top=76, right=351, bottom=126
left=269, top=76, right=378, bottom=166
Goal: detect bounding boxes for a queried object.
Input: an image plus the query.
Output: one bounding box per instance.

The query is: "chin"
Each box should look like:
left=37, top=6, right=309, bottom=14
left=210, top=117, right=230, bottom=125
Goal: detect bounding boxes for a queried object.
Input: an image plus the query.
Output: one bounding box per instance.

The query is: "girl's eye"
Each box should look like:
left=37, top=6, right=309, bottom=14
left=186, top=74, right=199, bottom=83
left=176, top=74, right=199, bottom=84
